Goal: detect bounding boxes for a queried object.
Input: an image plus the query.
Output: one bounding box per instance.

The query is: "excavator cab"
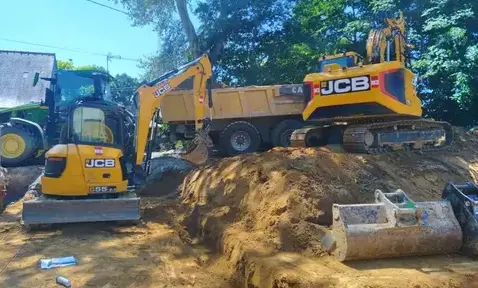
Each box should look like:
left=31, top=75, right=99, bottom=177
left=316, top=52, right=362, bottom=72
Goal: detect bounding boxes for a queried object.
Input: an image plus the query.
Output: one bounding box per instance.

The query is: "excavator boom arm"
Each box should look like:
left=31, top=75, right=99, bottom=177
left=366, top=12, right=406, bottom=65
left=134, top=55, right=212, bottom=166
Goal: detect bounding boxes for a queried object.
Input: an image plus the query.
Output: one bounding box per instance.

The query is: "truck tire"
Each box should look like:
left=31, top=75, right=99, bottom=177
left=220, top=121, right=261, bottom=156
left=0, top=126, right=37, bottom=166
left=271, top=119, right=304, bottom=147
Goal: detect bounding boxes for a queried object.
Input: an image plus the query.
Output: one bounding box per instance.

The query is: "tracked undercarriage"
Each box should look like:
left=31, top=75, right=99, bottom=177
left=290, top=118, right=453, bottom=154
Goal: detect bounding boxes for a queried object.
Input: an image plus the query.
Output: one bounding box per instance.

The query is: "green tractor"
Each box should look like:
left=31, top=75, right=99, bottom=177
left=0, top=69, right=114, bottom=166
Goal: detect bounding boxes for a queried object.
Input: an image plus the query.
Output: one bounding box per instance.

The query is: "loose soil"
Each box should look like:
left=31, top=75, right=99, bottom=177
left=178, top=127, right=478, bottom=287
left=1, top=128, right=478, bottom=287
left=0, top=186, right=230, bottom=287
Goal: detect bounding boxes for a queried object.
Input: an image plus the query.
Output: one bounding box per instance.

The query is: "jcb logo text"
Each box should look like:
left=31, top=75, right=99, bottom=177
left=154, top=81, right=172, bottom=97
left=85, top=159, right=115, bottom=168
left=320, top=76, right=370, bottom=96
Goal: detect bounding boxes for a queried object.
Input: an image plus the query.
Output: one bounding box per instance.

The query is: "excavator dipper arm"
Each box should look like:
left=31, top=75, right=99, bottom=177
left=134, top=54, right=213, bottom=168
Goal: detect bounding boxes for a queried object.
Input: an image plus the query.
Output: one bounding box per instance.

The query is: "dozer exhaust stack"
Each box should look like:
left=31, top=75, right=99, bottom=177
left=330, top=190, right=462, bottom=261
left=22, top=192, right=141, bottom=226
left=442, top=182, right=478, bottom=256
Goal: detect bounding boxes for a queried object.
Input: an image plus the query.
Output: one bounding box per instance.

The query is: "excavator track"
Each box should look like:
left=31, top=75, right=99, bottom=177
left=343, top=119, right=453, bottom=154
left=290, top=119, right=453, bottom=154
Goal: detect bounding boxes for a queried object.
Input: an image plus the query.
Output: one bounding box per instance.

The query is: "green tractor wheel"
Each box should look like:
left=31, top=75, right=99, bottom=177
left=0, top=126, right=37, bottom=166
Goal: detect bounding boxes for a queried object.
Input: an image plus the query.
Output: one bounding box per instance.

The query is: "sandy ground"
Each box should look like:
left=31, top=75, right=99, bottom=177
left=0, top=185, right=231, bottom=288
left=1, top=128, right=478, bottom=287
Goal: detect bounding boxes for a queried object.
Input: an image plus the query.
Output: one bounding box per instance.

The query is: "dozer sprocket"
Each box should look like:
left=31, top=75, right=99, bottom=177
left=343, top=118, right=453, bottom=154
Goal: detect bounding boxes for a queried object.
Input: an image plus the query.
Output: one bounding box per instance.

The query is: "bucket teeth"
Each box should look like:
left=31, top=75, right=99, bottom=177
left=441, top=182, right=478, bottom=256
left=330, top=190, right=462, bottom=261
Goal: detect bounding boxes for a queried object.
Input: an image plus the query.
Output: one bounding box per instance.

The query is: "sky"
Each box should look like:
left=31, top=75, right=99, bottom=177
left=0, top=0, right=160, bottom=78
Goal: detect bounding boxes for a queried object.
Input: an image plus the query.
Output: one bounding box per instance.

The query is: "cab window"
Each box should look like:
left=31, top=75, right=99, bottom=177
left=72, top=107, right=121, bottom=146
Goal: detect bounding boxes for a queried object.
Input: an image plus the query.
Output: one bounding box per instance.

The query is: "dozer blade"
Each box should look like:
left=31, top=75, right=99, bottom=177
left=331, top=190, right=462, bottom=261
left=22, top=192, right=140, bottom=226
left=178, top=128, right=213, bottom=165
left=442, top=182, right=478, bottom=256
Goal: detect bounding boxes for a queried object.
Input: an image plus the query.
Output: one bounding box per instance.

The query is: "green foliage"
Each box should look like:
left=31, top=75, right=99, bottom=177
left=119, top=0, right=478, bottom=125
left=57, top=59, right=74, bottom=70
left=57, top=59, right=107, bottom=72
left=110, top=73, right=140, bottom=107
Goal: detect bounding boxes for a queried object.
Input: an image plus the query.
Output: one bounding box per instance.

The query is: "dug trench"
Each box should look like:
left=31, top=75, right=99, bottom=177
left=171, top=127, right=478, bottom=287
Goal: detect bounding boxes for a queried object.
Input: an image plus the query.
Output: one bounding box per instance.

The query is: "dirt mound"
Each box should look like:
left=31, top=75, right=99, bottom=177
left=3, top=166, right=43, bottom=204
left=179, top=128, right=478, bottom=287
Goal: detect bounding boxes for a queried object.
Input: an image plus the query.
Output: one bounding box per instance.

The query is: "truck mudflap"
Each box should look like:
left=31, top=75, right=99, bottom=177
left=22, top=192, right=140, bottom=226
left=328, top=189, right=462, bottom=261
left=442, top=182, right=478, bottom=256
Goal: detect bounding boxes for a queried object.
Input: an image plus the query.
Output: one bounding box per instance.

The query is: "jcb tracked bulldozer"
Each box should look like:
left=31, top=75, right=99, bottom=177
left=22, top=55, right=213, bottom=226
left=291, top=13, right=453, bottom=153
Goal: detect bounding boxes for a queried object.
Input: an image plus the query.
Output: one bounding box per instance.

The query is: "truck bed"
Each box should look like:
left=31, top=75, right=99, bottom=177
left=160, top=84, right=305, bottom=123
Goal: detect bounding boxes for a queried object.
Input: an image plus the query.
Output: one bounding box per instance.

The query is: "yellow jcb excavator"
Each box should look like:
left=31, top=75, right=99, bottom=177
left=290, top=13, right=453, bottom=153
left=22, top=55, right=213, bottom=226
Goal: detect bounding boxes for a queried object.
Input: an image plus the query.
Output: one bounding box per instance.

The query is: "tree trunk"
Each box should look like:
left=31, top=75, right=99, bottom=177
left=175, top=0, right=200, bottom=57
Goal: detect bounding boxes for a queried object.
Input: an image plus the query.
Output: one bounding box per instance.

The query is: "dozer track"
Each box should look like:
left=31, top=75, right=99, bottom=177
left=290, top=118, right=453, bottom=154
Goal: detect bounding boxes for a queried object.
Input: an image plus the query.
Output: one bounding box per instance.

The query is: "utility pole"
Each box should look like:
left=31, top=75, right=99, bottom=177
left=106, top=53, right=122, bottom=73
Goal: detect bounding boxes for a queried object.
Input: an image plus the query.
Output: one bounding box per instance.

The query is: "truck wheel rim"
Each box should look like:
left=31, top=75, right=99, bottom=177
left=1, top=134, right=26, bottom=159
left=231, top=131, right=251, bottom=152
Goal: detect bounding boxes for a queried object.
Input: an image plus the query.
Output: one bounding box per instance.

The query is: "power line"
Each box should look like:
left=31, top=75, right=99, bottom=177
left=0, top=37, right=140, bottom=62
left=0, top=38, right=104, bottom=56
left=83, top=0, right=129, bottom=15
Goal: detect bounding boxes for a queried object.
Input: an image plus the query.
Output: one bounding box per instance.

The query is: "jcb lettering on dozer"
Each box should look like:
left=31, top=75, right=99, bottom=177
left=320, top=76, right=370, bottom=96
left=85, top=159, right=115, bottom=168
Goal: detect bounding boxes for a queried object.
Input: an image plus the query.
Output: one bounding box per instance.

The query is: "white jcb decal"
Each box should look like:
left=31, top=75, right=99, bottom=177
left=85, top=159, right=115, bottom=168
left=154, top=81, right=172, bottom=97
left=320, top=76, right=371, bottom=95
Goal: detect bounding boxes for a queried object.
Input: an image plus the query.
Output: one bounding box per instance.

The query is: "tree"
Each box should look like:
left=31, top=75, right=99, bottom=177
left=110, top=73, right=140, bottom=107
left=57, top=59, right=74, bottom=70
left=114, top=0, right=295, bottom=78
left=57, top=59, right=106, bottom=72
left=413, top=0, right=478, bottom=125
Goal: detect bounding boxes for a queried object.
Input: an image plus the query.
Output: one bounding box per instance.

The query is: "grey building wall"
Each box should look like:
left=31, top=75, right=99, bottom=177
left=0, top=50, right=57, bottom=108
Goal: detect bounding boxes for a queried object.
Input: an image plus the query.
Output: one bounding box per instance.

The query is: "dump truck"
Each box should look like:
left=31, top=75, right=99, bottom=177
left=159, top=84, right=305, bottom=155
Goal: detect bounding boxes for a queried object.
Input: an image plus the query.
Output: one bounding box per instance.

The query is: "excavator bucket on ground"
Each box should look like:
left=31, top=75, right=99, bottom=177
left=329, top=189, right=462, bottom=261
left=442, top=182, right=478, bottom=256
left=22, top=192, right=140, bottom=226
